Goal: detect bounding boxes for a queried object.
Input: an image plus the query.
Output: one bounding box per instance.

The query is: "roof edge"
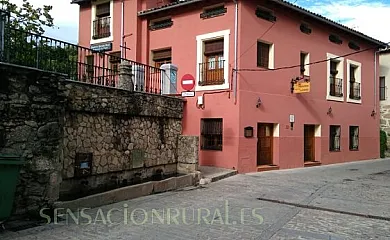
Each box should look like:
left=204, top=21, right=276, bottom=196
left=138, top=0, right=202, bottom=16
left=270, top=0, right=385, bottom=46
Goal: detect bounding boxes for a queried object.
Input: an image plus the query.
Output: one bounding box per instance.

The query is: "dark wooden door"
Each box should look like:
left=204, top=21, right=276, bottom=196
left=257, top=123, right=273, bottom=165
left=304, top=125, right=315, bottom=162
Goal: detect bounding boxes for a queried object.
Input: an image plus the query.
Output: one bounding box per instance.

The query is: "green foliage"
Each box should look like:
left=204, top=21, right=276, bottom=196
left=0, top=0, right=53, bottom=34
left=380, top=130, right=387, bottom=158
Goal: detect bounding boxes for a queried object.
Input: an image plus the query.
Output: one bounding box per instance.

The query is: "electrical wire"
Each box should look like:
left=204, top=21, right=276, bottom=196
left=236, top=41, right=390, bottom=72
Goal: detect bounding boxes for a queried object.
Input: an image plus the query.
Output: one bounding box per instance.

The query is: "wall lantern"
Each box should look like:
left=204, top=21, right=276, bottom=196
left=327, top=106, right=332, bottom=115
left=244, top=126, right=254, bottom=138
left=256, top=97, right=262, bottom=108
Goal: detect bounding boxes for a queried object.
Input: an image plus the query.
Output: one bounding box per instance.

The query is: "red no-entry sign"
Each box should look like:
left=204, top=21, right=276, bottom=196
left=181, top=74, right=195, bottom=91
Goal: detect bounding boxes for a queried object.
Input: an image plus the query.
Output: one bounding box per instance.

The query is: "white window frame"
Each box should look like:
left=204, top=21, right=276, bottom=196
left=301, top=51, right=310, bottom=76
left=326, top=53, right=344, bottom=102
left=257, top=40, right=275, bottom=69
left=346, top=59, right=362, bottom=104
left=90, top=0, right=114, bottom=45
left=195, top=30, right=230, bottom=91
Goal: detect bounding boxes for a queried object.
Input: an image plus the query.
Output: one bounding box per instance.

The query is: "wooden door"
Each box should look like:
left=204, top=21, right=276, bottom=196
left=304, top=125, right=315, bottom=162
left=205, top=54, right=224, bottom=85
left=257, top=123, right=273, bottom=165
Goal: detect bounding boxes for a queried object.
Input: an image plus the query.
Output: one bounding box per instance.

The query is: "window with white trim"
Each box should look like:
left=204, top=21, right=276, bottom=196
left=257, top=41, right=274, bottom=69
left=196, top=30, right=230, bottom=91
left=347, top=60, right=362, bottom=103
left=91, top=0, right=113, bottom=44
left=327, top=53, right=344, bottom=101
left=300, top=52, right=309, bottom=76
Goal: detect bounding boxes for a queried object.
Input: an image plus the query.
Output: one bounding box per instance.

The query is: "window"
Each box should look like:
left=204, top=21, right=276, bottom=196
left=199, top=39, right=225, bottom=86
left=149, top=18, right=173, bottom=31
left=327, top=53, right=344, bottom=101
left=255, top=7, right=276, bottom=22
left=380, top=76, right=386, bottom=101
left=200, top=4, right=227, bottom=19
left=257, top=41, right=272, bottom=68
left=109, top=51, right=121, bottom=73
left=300, top=52, right=309, bottom=76
left=329, top=125, right=341, bottom=151
left=349, top=126, right=359, bottom=151
left=85, top=55, right=94, bottom=80
left=152, top=48, right=172, bottom=68
left=92, top=2, right=111, bottom=40
left=196, top=30, right=230, bottom=91
left=201, top=118, right=223, bottom=151
left=347, top=60, right=362, bottom=102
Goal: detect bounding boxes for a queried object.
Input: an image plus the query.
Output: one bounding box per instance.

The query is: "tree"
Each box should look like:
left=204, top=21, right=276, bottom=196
left=0, top=0, right=54, bottom=34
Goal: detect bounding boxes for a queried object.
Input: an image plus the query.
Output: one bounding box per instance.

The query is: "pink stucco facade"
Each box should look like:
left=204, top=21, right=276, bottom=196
left=76, top=0, right=381, bottom=173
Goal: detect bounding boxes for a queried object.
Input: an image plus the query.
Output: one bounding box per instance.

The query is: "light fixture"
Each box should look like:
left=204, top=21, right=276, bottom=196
left=327, top=106, right=332, bottom=115
left=244, top=126, right=254, bottom=138
left=256, top=97, right=262, bottom=108
left=371, top=110, right=376, bottom=117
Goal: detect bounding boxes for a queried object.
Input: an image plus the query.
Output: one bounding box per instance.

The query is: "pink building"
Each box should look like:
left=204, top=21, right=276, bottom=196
left=72, top=0, right=384, bottom=173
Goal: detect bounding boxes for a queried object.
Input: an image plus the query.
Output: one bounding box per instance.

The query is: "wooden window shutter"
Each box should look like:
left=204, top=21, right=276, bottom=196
left=257, top=42, right=269, bottom=68
left=96, top=2, right=110, bottom=17
left=204, top=39, right=224, bottom=55
left=153, top=49, right=171, bottom=61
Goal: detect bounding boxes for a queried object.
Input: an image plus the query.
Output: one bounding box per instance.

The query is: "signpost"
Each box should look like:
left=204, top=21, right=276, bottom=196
left=293, top=82, right=310, bottom=93
left=181, top=74, right=195, bottom=97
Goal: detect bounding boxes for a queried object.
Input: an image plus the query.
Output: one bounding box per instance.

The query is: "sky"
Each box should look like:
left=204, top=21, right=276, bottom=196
left=7, top=0, right=390, bottom=44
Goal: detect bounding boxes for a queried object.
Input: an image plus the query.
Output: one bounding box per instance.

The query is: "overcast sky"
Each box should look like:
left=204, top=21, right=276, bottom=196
left=7, top=0, right=390, bottom=45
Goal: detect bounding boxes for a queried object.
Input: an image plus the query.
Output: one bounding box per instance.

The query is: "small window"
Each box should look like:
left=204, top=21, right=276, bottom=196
left=329, top=34, right=343, bottom=45
left=329, top=125, right=341, bottom=151
left=257, top=42, right=271, bottom=68
left=153, top=48, right=172, bottom=68
left=349, top=126, right=359, bottom=151
left=380, top=76, right=386, bottom=101
left=201, top=118, right=223, bottom=151
left=300, top=52, right=309, bottom=76
left=300, top=23, right=312, bottom=35
left=200, top=4, right=227, bottom=19
left=255, top=7, right=276, bottom=22
left=149, top=18, right=173, bottom=31
left=96, top=2, right=110, bottom=18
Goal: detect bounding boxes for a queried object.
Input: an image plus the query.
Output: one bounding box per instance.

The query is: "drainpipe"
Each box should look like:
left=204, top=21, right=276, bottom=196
left=233, top=0, right=238, bottom=104
left=375, top=50, right=378, bottom=113
left=121, top=0, right=124, bottom=58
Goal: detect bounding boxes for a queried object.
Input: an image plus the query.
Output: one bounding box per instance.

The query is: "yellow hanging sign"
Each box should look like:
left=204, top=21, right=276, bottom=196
left=294, top=82, right=310, bottom=93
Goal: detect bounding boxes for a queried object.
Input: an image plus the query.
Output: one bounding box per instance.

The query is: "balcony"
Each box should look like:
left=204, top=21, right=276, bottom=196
left=349, top=81, right=361, bottom=100
left=92, top=17, right=111, bottom=40
left=329, top=76, right=343, bottom=97
left=199, top=60, right=225, bottom=86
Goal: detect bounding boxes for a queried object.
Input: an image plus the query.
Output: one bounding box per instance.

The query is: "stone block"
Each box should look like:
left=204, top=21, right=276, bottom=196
left=54, top=182, right=154, bottom=211
left=153, top=177, right=176, bottom=194
left=176, top=174, right=193, bottom=189
left=177, top=163, right=198, bottom=174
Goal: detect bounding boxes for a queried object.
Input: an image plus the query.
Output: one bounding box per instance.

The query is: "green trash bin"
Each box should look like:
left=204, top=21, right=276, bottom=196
left=0, top=154, right=24, bottom=222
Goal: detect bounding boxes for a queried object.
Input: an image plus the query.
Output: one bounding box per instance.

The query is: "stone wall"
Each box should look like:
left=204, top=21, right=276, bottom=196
left=61, top=81, right=184, bottom=199
left=0, top=64, right=199, bottom=217
left=380, top=105, right=390, bottom=154
left=0, top=64, right=66, bottom=215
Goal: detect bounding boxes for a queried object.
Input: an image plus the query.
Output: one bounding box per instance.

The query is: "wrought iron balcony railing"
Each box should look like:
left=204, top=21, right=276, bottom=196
left=329, top=76, right=343, bottom=97
left=0, top=24, right=164, bottom=94
left=199, top=60, right=225, bottom=86
left=93, top=16, right=111, bottom=40
left=349, top=81, right=361, bottom=100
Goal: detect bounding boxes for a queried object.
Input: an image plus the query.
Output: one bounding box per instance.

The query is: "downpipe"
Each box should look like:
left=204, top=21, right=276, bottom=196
left=233, top=0, right=238, bottom=104
left=121, top=0, right=124, bottom=58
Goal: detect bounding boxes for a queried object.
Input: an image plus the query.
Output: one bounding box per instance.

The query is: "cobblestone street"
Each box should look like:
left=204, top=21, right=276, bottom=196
left=2, top=159, right=390, bottom=240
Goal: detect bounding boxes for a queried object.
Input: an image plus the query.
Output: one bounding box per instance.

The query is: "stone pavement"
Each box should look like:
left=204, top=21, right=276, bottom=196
left=2, top=159, right=390, bottom=240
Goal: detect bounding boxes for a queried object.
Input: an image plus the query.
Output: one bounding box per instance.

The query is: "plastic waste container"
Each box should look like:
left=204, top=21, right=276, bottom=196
left=0, top=154, right=24, bottom=222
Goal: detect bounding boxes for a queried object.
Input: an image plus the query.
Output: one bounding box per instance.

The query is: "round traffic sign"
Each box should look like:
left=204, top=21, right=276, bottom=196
left=181, top=74, right=195, bottom=91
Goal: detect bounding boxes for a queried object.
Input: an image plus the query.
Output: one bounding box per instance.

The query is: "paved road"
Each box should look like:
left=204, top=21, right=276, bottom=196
left=2, top=159, right=390, bottom=240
